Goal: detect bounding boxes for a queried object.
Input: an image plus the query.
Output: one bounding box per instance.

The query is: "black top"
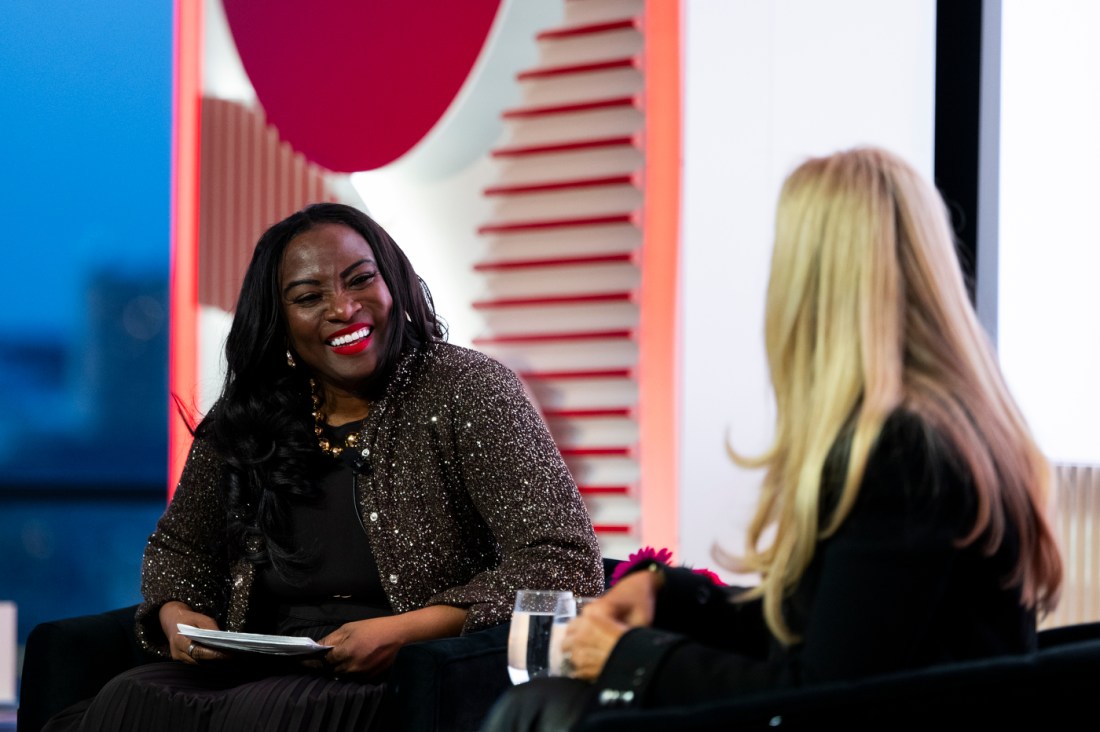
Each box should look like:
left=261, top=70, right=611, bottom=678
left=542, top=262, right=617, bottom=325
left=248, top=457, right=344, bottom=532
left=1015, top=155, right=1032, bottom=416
left=256, top=419, right=391, bottom=636
left=597, top=410, right=1035, bottom=708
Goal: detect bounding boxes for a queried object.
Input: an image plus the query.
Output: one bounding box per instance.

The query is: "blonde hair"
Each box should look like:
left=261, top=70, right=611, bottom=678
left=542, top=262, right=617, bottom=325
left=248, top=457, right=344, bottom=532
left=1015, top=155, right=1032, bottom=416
left=735, top=147, right=1062, bottom=644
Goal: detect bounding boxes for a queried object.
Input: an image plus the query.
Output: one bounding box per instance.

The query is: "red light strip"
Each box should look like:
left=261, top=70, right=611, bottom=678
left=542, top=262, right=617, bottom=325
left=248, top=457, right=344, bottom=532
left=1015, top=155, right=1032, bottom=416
left=483, top=174, right=634, bottom=196
left=473, top=292, right=632, bottom=308
left=518, top=57, right=637, bottom=80
left=472, top=329, right=632, bottom=345
left=537, top=18, right=637, bottom=40
left=503, top=96, right=638, bottom=119
left=578, top=485, right=632, bottom=495
left=638, top=0, right=682, bottom=551
left=477, top=213, right=635, bottom=235
left=474, top=252, right=632, bottom=271
left=492, top=135, right=637, bottom=158
left=167, top=0, right=204, bottom=499
left=543, top=408, right=634, bottom=418
left=592, top=524, right=634, bottom=534
left=518, top=368, right=633, bottom=380
left=560, top=447, right=633, bottom=457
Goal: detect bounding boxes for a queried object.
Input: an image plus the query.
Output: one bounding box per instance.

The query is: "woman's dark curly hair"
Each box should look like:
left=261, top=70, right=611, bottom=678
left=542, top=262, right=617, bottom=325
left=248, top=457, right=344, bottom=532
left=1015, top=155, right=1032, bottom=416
left=195, top=203, right=445, bottom=579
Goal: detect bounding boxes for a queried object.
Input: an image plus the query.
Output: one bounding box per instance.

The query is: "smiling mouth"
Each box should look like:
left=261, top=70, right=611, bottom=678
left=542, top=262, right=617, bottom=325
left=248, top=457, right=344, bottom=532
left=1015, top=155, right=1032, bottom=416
left=326, top=326, right=372, bottom=348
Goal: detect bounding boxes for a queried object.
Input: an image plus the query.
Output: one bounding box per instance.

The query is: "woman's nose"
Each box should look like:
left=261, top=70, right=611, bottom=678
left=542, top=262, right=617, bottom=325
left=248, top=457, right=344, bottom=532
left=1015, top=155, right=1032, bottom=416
left=326, top=292, right=362, bottom=321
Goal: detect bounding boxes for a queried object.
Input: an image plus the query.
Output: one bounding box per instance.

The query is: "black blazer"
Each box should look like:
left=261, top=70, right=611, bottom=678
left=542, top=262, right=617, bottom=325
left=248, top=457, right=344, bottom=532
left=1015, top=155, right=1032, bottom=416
left=596, top=411, right=1034, bottom=709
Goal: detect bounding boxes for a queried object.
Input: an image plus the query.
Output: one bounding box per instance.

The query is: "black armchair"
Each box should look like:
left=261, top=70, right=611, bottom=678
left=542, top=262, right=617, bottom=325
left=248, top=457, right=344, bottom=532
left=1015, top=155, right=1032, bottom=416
left=18, top=606, right=148, bottom=732
left=18, top=559, right=623, bottom=732
left=571, top=621, right=1100, bottom=730
left=18, top=606, right=515, bottom=732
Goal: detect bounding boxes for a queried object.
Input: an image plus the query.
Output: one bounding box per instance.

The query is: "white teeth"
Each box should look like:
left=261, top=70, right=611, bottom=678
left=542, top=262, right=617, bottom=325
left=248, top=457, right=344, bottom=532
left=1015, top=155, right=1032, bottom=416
left=327, top=326, right=371, bottom=346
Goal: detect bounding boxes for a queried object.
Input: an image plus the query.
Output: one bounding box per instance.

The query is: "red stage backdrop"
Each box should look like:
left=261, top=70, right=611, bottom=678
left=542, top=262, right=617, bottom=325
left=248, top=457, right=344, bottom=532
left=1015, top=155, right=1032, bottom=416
left=222, top=0, right=502, bottom=171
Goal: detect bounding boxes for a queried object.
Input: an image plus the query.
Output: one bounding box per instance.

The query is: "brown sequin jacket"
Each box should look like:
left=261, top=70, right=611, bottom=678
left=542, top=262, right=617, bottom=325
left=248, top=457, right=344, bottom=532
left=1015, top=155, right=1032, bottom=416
left=135, top=342, right=603, bottom=656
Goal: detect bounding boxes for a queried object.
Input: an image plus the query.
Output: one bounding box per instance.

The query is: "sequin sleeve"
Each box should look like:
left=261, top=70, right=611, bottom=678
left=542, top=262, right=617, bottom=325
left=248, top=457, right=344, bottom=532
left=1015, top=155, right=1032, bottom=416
left=424, top=352, right=604, bottom=632
left=134, top=435, right=230, bottom=656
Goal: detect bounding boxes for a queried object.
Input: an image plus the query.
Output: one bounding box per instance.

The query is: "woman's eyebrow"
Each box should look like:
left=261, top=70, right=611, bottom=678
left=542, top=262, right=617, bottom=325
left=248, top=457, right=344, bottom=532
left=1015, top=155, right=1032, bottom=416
left=282, top=259, right=373, bottom=295
left=341, top=258, right=372, bottom=278
left=282, top=277, right=320, bottom=295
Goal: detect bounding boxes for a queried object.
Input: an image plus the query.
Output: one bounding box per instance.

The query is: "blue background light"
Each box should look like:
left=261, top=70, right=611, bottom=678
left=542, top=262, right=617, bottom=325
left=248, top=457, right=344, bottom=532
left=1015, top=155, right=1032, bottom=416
left=0, top=0, right=173, bottom=665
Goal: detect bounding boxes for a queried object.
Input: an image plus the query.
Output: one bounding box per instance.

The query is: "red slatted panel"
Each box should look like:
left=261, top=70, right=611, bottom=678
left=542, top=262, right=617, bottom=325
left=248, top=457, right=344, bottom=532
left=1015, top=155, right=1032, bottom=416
left=518, top=57, right=637, bottom=80
left=478, top=214, right=636, bottom=235
left=492, top=135, right=637, bottom=157
left=578, top=485, right=631, bottom=495
left=537, top=18, right=637, bottom=40
left=560, top=447, right=632, bottom=457
left=474, top=292, right=632, bottom=308
left=484, top=174, right=633, bottom=196
left=197, top=98, right=343, bottom=313
left=518, top=368, right=633, bottom=380
left=475, top=252, right=633, bottom=271
left=473, top=329, right=632, bottom=345
left=544, top=407, right=633, bottom=418
left=476, top=0, right=652, bottom=552
left=591, top=524, right=634, bottom=534
left=503, top=95, right=638, bottom=119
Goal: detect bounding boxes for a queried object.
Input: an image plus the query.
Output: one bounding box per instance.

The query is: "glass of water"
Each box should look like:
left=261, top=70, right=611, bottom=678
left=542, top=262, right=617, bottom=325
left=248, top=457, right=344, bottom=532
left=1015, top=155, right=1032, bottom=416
left=507, top=590, right=573, bottom=684
left=549, top=596, right=598, bottom=676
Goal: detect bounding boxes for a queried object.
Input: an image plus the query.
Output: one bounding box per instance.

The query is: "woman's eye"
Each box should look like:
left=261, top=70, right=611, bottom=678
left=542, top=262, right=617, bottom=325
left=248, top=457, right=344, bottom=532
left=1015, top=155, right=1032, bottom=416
left=292, top=293, right=321, bottom=305
left=350, top=272, right=376, bottom=287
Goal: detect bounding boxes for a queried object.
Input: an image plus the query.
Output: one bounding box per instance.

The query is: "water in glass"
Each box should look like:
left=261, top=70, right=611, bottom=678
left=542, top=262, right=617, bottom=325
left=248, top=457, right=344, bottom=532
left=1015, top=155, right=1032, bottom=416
left=508, top=590, right=572, bottom=684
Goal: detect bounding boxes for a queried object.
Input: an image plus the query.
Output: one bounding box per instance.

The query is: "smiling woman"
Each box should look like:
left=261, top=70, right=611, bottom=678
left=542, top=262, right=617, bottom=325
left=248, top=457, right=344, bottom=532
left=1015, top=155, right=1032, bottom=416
left=280, top=223, right=395, bottom=423
left=44, top=203, right=603, bottom=732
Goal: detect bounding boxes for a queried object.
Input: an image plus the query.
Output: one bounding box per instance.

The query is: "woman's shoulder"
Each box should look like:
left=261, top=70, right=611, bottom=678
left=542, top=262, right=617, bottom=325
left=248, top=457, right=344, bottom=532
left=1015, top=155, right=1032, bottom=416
left=418, top=341, right=516, bottom=381
left=858, top=408, right=976, bottom=520
left=404, top=343, right=539, bottom=420
left=875, top=408, right=941, bottom=454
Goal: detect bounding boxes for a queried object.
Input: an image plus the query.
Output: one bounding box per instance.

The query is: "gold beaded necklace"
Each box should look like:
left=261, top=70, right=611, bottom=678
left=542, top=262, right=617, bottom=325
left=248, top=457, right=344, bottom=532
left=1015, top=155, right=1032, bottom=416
left=310, top=379, right=362, bottom=458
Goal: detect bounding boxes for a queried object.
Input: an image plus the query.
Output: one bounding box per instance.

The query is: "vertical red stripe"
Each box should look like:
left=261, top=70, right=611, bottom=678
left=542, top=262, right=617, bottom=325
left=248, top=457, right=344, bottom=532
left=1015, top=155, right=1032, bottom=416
left=236, top=104, right=245, bottom=307
left=168, top=0, right=203, bottom=497
left=638, top=0, right=682, bottom=552
left=251, top=109, right=263, bottom=266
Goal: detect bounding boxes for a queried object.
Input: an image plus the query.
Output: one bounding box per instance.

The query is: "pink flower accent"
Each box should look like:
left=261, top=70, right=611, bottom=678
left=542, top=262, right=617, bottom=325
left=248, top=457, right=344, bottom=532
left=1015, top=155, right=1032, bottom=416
left=691, top=567, right=727, bottom=587
left=610, top=546, right=675, bottom=586
left=609, top=546, right=728, bottom=587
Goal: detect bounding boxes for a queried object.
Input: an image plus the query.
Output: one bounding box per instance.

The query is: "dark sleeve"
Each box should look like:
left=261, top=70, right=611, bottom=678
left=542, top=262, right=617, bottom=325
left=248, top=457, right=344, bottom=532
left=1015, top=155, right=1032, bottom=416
left=596, top=568, right=773, bottom=705
left=651, top=569, right=768, bottom=657
left=134, top=436, right=230, bottom=656
left=424, top=356, right=604, bottom=633
left=595, top=414, right=977, bottom=707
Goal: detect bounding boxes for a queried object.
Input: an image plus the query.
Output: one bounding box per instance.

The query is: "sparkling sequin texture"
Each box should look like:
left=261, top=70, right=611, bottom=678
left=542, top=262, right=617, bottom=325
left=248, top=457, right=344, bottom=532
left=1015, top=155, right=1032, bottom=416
left=135, top=342, right=603, bottom=655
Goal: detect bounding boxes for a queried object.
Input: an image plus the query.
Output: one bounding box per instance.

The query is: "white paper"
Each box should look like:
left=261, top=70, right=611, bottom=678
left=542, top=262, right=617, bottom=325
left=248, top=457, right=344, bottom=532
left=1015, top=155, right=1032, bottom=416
left=0, top=602, right=15, bottom=705
left=177, top=624, right=332, bottom=656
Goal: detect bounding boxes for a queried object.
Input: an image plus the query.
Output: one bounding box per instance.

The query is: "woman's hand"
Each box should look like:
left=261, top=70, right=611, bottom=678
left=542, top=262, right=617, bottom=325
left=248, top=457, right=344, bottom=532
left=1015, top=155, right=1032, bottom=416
left=317, top=615, right=405, bottom=677
left=159, top=600, right=230, bottom=664
left=561, top=612, right=629, bottom=681
left=588, top=567, right=664, bottom=628
left=317, top=604, right=468, bottom=677
left=559, top=568, right=665, bottom=681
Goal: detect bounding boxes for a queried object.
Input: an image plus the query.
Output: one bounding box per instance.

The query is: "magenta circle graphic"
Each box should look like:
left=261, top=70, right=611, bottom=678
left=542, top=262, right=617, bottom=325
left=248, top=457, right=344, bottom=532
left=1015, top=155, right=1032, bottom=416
left=223, top=0, right=502, bottom=172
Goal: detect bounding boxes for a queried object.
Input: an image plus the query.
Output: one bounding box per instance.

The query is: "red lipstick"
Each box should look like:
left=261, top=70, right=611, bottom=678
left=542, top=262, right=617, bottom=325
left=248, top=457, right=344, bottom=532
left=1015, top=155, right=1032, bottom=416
left=326, top=323, right=373, bottom=355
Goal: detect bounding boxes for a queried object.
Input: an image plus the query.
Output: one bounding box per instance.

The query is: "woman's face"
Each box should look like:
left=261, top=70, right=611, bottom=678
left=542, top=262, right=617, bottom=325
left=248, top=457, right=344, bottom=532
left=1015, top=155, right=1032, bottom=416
left=280, top=223, right=393, bottom=397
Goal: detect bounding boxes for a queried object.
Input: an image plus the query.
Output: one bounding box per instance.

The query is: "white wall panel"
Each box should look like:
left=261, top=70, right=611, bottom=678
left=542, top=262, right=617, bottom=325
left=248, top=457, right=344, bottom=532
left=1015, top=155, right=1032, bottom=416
left=679, top=0, right=936, bottom=579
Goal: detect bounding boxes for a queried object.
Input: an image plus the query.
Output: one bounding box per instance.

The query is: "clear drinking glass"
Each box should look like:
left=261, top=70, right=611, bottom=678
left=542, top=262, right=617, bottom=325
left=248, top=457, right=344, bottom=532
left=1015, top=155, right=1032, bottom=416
left=507, top=590, right=573, bottom=684
left=548, top=596, right=596, bottom=676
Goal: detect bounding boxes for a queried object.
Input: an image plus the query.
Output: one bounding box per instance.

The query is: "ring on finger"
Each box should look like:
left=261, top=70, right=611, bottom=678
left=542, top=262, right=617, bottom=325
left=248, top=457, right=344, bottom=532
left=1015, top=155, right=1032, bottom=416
left=187, top=642, right=196, bottom=659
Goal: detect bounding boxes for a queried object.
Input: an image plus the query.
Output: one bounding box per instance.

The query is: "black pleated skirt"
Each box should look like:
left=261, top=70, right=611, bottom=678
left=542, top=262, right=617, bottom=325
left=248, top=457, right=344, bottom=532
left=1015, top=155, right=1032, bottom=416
left=43, top=602, right=391, bottom=732
left=45, top=660, right=384, bottom=732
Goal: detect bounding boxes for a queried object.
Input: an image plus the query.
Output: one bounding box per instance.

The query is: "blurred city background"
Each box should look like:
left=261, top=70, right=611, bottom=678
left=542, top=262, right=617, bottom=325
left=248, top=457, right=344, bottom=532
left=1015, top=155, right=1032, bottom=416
left=0, top=0, right=173, bottom=689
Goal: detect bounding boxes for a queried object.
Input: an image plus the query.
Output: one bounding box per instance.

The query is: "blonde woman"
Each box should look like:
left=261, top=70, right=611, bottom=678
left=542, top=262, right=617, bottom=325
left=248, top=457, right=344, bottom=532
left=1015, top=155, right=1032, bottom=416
left=485, top=147, right=1062, bottom=726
